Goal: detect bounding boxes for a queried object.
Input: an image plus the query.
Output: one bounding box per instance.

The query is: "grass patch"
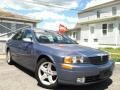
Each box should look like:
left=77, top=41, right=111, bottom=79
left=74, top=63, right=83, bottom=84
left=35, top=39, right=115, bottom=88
left=111, top=54, right=120, bottom=62
left=100, top=48, right=120, bottom=53
left=100, top=48, right=120, bottom=62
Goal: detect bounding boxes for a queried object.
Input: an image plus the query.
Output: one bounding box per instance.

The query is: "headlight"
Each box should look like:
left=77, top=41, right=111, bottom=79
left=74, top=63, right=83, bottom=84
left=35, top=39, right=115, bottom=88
left=64, top=56, right=84, bottom=64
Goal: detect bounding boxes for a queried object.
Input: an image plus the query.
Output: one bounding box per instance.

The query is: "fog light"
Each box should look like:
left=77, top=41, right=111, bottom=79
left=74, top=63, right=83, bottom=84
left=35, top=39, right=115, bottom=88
left=77, top=77, right=85, bottom=83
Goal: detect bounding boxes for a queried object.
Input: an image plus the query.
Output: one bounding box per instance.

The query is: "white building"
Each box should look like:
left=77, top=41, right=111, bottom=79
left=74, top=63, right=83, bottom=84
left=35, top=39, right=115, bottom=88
left=66, top=0, right=120, bottom=48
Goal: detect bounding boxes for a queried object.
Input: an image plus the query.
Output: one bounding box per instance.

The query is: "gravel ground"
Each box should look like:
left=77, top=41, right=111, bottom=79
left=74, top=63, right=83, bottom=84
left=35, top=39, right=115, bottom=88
left=0, top=60, right=120, bottom=90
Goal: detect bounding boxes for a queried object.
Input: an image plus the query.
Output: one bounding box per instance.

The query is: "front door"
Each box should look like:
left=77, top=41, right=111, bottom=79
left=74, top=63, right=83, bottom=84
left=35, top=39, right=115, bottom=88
left=10, top=30, right=35, bottom=70
left=19, top=30, right=35, bottom=70
left=10, top=30, right=24, bottom=62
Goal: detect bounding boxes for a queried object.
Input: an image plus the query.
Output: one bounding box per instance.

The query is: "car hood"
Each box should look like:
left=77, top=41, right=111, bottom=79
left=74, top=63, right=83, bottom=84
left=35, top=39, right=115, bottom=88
left=41, top=44, right=108, bottom=57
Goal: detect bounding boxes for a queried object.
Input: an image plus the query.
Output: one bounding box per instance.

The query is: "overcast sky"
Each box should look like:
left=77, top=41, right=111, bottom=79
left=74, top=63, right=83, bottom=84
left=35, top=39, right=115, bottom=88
left=0, top=0, right=114, bottom=30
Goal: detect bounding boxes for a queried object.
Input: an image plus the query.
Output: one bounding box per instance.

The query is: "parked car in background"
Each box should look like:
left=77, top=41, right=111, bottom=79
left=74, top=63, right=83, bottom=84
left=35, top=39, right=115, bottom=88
left=6, top=28, right=114, bottom=89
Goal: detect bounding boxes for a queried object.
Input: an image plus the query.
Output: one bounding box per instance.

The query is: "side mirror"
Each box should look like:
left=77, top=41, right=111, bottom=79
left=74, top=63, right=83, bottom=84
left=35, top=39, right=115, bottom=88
left=23, top=38, right=32, bottom=42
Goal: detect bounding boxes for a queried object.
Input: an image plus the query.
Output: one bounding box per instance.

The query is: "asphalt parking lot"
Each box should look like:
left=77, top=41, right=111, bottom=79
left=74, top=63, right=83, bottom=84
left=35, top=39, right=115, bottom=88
left=0, top=60, right=120, bottom=90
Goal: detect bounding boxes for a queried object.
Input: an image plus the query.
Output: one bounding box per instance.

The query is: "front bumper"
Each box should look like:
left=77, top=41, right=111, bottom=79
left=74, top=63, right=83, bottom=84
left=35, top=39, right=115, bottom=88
left=57, top=61, right=115, bottom=85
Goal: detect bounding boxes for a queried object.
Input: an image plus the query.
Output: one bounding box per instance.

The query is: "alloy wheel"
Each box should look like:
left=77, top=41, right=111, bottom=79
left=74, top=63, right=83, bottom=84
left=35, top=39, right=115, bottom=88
left=38, top=62, right=58, bottom=86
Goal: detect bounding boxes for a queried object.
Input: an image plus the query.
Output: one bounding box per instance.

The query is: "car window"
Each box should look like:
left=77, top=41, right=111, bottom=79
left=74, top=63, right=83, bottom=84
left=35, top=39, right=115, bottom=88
left=22, top=30, right=33, bottom=40
left=12, top=31, right=23, bottom=40
left=34, top=31, right=77, bottom=44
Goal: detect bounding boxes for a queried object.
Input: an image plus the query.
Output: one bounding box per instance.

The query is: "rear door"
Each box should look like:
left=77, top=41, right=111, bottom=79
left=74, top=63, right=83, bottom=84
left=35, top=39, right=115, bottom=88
left=9, top=31, right=24, bottom=62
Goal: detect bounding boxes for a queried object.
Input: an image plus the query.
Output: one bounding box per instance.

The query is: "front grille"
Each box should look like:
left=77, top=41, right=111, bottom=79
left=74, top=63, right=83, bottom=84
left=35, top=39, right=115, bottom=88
left=86, top=75, right=100, bottom=83
left=88, top=55, right=108, bottom=65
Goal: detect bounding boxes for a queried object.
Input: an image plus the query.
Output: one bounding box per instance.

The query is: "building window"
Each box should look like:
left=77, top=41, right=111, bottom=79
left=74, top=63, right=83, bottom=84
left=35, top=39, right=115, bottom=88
left=118, top=24, right=120, bottom=30
left=119, top=24, right=120, bottom=34
left=102, top=24, right=107, bottom=35
left=84, top=39, right=88, bottom=42
left=73, top=32, right=76, bottom=38
left=97, top=10, right=100, bottom=18
left=112, top=7, right=117, bottom=15
left=108, top=24, right=114, bottom=32
left=94, top=38, right=98, bottom=42
left=90, top=26, right=94, bottom=34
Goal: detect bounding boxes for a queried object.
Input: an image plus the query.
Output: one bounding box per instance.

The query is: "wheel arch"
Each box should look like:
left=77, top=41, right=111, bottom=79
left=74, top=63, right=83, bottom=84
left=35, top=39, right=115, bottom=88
left=35, top=54, right=58, bottom=88
left=37, top=54, right=55, bottom=64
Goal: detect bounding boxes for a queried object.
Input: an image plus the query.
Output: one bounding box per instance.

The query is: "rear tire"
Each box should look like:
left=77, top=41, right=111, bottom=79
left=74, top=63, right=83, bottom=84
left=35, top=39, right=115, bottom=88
left=6, top=50, right=13, bottom=65
left=35, top=58, right=58, bottom=89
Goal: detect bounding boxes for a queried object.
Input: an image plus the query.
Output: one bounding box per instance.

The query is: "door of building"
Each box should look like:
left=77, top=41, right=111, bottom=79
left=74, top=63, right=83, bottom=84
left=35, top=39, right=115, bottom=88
left=89, top=26, right=98, bottom=48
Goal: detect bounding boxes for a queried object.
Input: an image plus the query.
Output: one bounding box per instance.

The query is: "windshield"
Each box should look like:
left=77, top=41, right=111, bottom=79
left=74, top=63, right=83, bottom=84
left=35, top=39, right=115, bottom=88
left=34, top=31, right=77, bottom=44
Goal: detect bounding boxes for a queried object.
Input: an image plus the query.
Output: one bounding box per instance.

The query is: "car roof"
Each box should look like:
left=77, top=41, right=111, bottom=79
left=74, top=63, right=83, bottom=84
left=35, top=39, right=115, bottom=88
left=32, top=28, right=56, bottom=33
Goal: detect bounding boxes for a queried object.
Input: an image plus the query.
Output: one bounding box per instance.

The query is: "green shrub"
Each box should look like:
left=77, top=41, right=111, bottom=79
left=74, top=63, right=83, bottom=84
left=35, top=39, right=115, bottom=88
left=111, top=54, right=120, bottom=62
left=100, top=48, right=120, bottom=62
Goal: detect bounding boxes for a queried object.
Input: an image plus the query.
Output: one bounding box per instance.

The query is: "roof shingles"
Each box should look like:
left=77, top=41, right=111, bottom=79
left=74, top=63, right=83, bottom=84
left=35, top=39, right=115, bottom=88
left=0, top=9, right=38, bottom=23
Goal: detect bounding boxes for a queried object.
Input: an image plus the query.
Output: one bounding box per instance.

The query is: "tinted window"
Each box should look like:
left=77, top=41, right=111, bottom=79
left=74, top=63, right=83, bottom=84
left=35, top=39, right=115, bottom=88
left=22, top=30, right=33, bottom=40
left=34, top=31, right=77, bottom=44
left=12, top=31, right=23, bottom=40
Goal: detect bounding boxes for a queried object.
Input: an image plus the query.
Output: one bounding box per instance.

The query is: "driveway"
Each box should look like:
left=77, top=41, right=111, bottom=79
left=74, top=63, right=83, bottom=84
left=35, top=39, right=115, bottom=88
left=0, top=60, right=120, bottom=90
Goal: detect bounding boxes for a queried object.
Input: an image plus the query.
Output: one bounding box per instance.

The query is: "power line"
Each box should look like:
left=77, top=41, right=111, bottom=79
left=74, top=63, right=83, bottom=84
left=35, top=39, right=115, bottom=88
left=23, top=0, right=81, bottom=11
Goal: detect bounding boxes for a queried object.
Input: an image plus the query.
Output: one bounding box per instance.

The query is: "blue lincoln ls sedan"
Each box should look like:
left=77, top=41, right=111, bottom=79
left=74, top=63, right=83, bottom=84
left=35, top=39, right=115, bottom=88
left=6, top=28, right=114, bottom=89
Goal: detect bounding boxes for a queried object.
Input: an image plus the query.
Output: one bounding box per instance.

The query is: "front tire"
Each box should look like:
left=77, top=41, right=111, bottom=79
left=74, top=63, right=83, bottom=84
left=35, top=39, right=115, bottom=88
left=6, top=50, right=13, bottom=65
left=35, top=58, right=58, bottom=89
